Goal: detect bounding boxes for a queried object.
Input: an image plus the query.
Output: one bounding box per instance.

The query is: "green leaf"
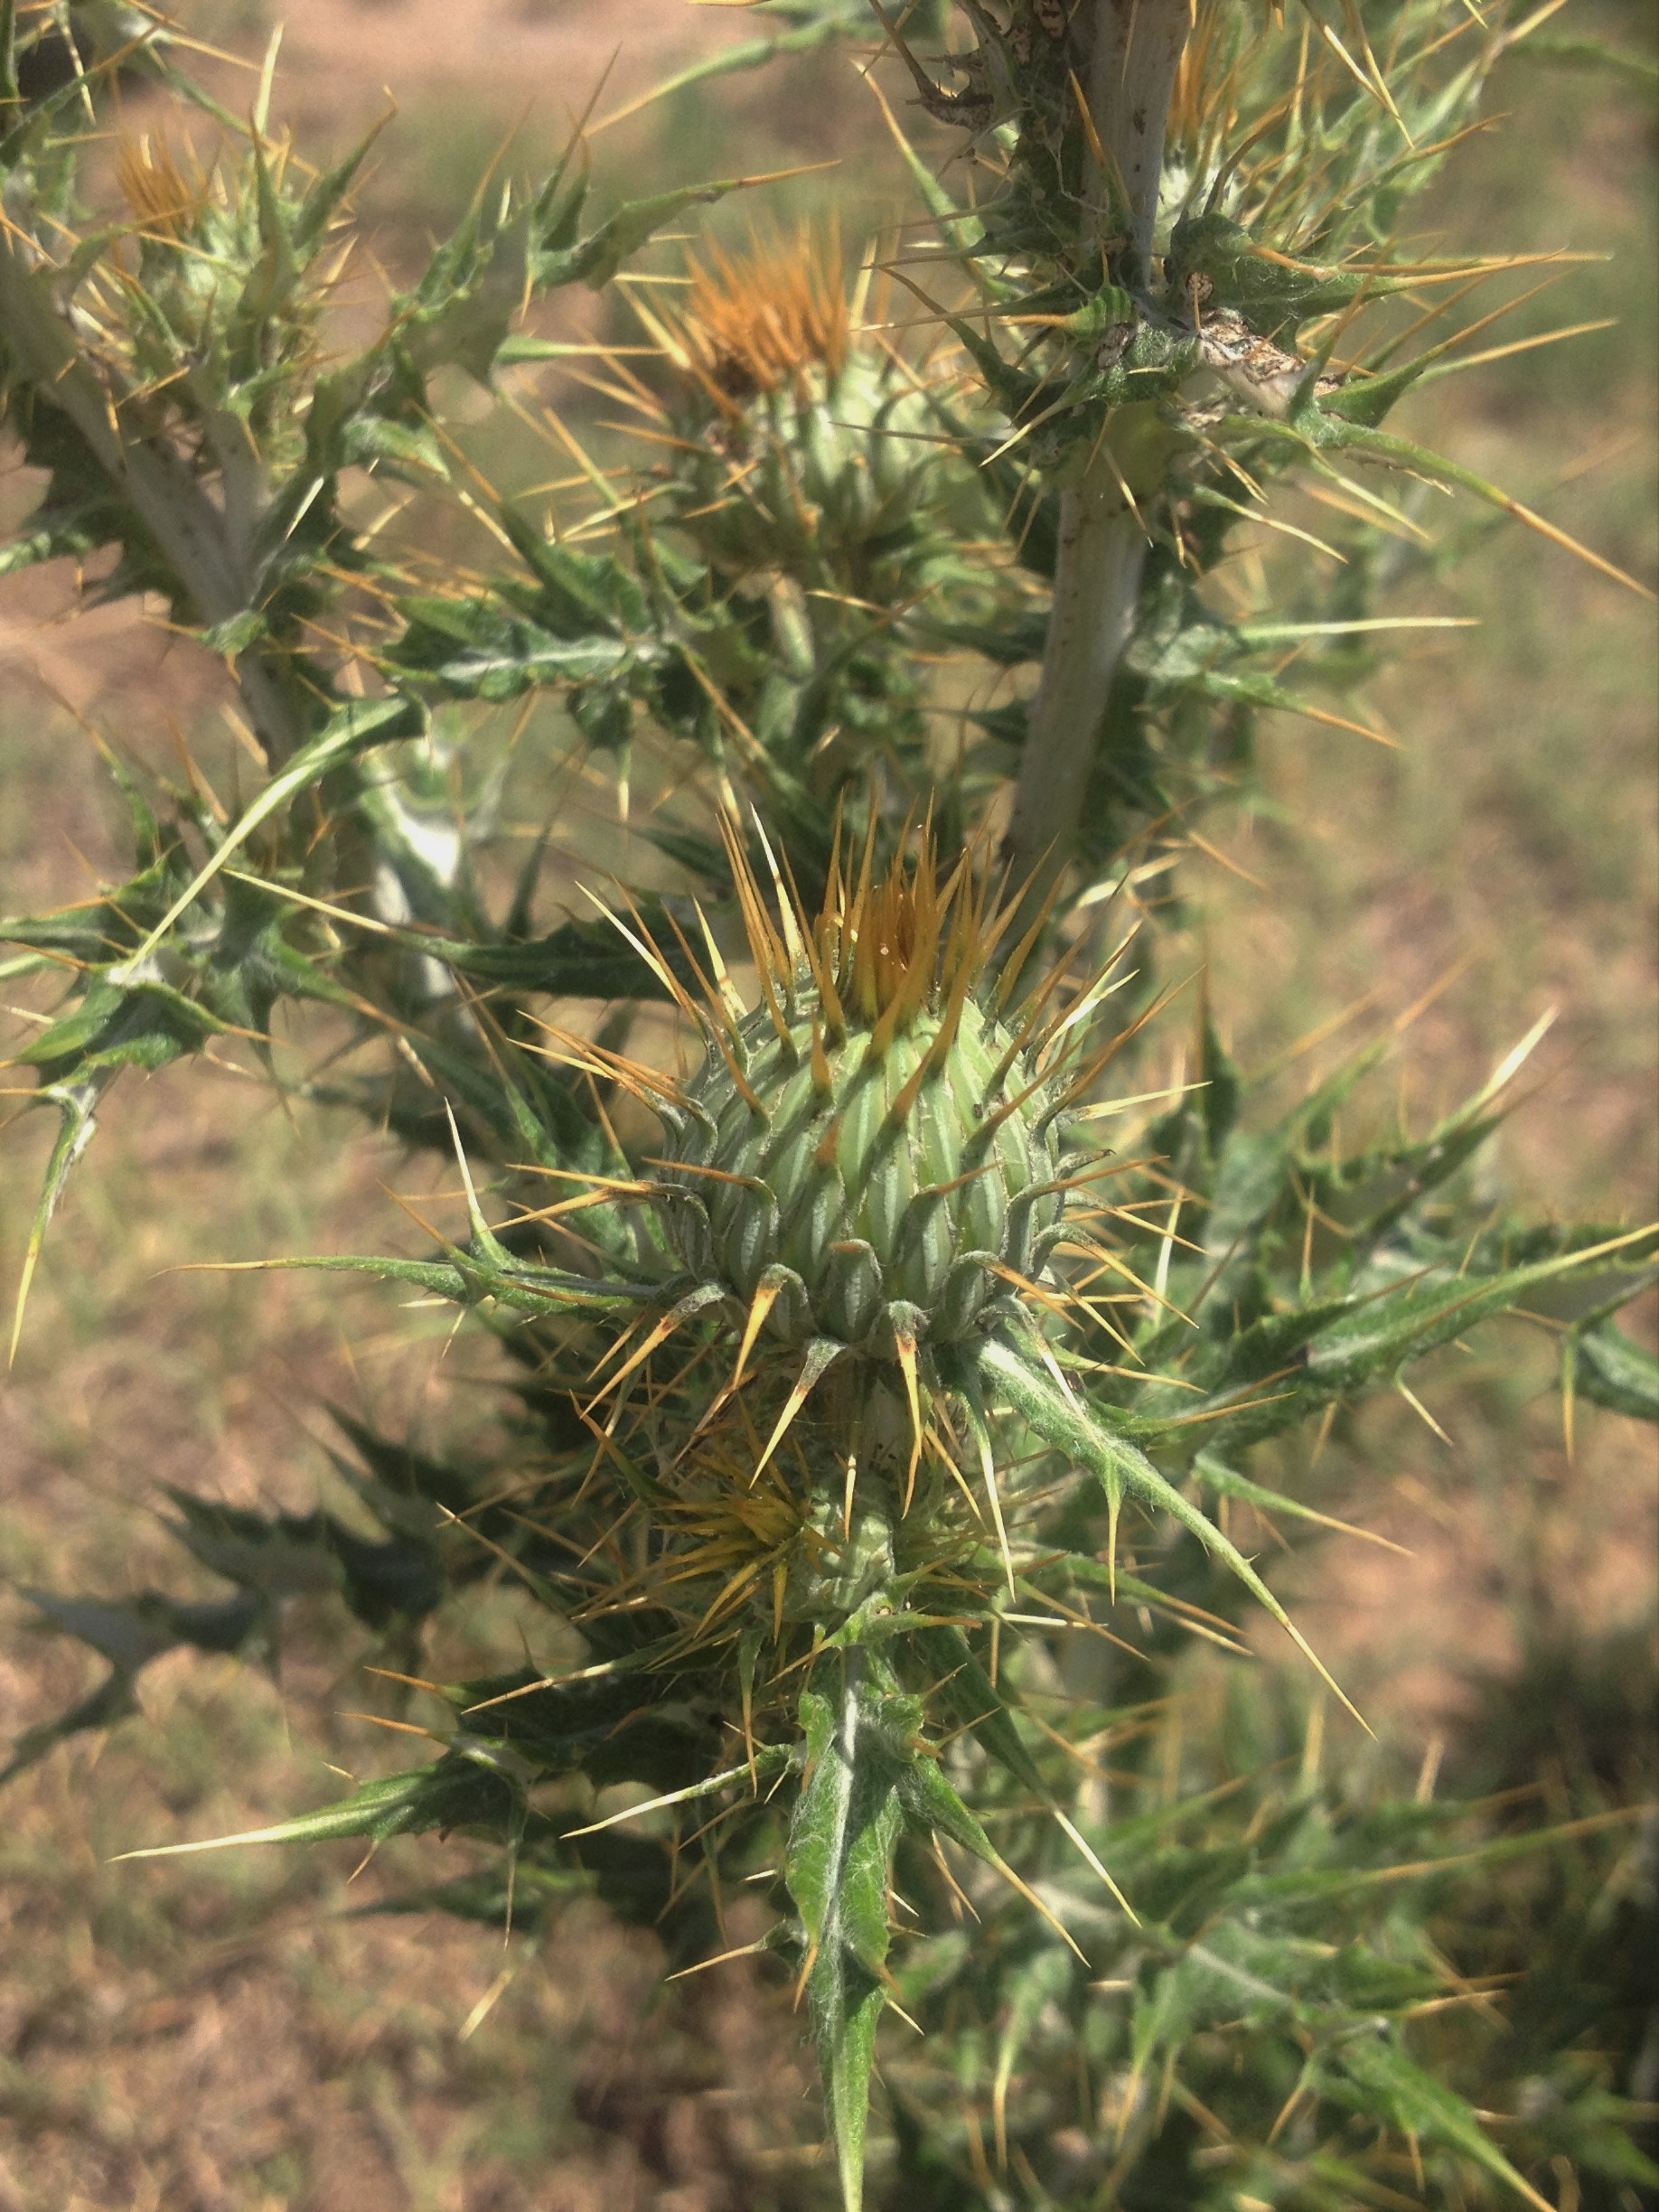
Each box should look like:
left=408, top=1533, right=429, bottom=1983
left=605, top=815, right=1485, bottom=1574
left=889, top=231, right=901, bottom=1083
left=992, top=1945, right=1074, bottom=2139
left=1191, top=1449, right=1402, bottom=1551
left=977, top=1333, right=1364, bottom=1726
left=1169, top=212, right=1409, bottom=339
left=1242, top=403, right=1650, bottom=605
left=787, top=1667, right=906, bottom=2212
left=16, top=973, right=226, bottom=1075
left=241, top=1246, right=648, bottom=1330
left=115, top=1742, right=541, bottom=1860
left=348, top=1860, right=586, bottom=1932
left=293, top=110, right=391, bottom=251
left=1570, top=1319, right=1659, bottom=1423
left=1320, top=2032, right=1554, bottom=2212
left=551, top=174, right=774, bottom=295
left=8, top=1075, right=103, bottom=1362
left=492, top=508, right=651, bottom=633
left=389, top=593, right=649, bottom=701
left=1180, top=1226, right=1658, bottom=1454
left=446, top=1664, right=722, bottom=1795
left=1509, top=33, right=1658, bottom=88
left=907, top=1623, right=1047, bottom=1798
left=1304, top=1231, right=1654, bottom=1395
left=601, top=5, right=864, bottom=127
left=117, top=693, right=425, bottom=972
left=420, top=906, right=701, bottom=1002
left=892, top=1744, right=1002, bottom=1865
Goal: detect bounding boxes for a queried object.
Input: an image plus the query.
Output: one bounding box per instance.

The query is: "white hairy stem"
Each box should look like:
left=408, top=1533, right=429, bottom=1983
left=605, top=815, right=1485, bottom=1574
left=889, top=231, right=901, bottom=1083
left=1002, top=0, right=1192, bottom=932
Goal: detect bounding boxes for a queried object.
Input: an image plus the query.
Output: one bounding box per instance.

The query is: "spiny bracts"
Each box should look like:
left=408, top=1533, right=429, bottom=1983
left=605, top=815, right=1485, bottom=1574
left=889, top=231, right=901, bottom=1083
left=653, top=820, right=1086, bottom=1363
left=572, top=814, right=1136, bottom=1495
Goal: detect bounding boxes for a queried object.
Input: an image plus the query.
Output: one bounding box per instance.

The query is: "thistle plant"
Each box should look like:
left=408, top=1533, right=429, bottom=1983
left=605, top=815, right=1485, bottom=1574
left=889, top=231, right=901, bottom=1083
left=2, top=4, right=1655, bottom=2207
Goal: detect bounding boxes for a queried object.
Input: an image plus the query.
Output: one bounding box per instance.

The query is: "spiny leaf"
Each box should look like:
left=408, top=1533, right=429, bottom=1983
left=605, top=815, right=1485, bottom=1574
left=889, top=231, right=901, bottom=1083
left=1245, top=402, right=1654, bottom=602
left=1568, top=1319, right=1659, bottom=1424
left=592, top=3, right=866, bottom=138
left=8, top=1076, right=101, bottom=1364
left=189, top=1246, right=649, bottom=1326
left=120, top=694, right=426, bottom=969
left=551, top=171, right=824, bottom=297
left=1509, top=33, right=1659, bottom=88
left=389, top=595, right=651, bottom=702
left=1319, top=2033, right=1555, bottom=2212
left=787, top=1669, right=906, bottom=2212
left=977, top=1334, right=1366, bottom=1730
left=114, top=1742, right=541, bottom=1861
left=1304, top=1229, right=1656, bottom=1393
left=908, top=1622, right=1047, bottom=1798
left=1191, top=1449, right=1408, bottom=1554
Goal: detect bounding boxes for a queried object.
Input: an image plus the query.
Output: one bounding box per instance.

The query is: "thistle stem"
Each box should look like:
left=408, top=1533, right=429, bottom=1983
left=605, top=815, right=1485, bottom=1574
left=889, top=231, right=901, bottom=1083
left=1002, top=0, right=1191, bottom=933
left=1003, top=487, right=1146, bottom=923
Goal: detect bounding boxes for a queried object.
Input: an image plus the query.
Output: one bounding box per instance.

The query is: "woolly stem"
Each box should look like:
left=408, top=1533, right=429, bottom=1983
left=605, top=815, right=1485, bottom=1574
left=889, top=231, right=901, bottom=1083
left=1002, top=0, right=1192, bottom=935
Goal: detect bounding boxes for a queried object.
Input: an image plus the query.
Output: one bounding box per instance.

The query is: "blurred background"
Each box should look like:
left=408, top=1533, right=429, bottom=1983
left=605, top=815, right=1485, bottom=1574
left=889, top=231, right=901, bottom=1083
left=0, top=4, right=1654, bottom=2206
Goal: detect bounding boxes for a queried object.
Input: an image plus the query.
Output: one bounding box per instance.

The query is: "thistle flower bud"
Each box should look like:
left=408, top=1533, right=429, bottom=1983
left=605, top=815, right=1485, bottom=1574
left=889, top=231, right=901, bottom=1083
left=643, top=225, right=955, bottom=585
left=642, top=817, right=1092, bottom=1378
left=661, top=979, right=1068, bottom=1357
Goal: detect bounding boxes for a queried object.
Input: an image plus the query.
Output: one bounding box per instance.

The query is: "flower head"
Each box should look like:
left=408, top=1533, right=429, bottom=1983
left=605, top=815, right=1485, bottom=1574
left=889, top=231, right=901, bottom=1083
left=673, top=223, right=849, bottom=413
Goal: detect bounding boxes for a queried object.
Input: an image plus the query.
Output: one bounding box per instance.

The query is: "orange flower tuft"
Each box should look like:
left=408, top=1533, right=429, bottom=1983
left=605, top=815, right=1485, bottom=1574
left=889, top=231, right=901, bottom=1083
left=115, top=131, right=210, bottom=240
left=675, top=222, right=849, bottom=412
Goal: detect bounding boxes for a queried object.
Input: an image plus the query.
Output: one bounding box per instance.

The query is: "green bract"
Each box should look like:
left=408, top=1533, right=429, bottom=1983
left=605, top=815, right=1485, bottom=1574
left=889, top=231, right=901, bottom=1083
left=662, top=989, right=1068, bottom=1351
left=649, top=825, right=1079, bottom=1367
